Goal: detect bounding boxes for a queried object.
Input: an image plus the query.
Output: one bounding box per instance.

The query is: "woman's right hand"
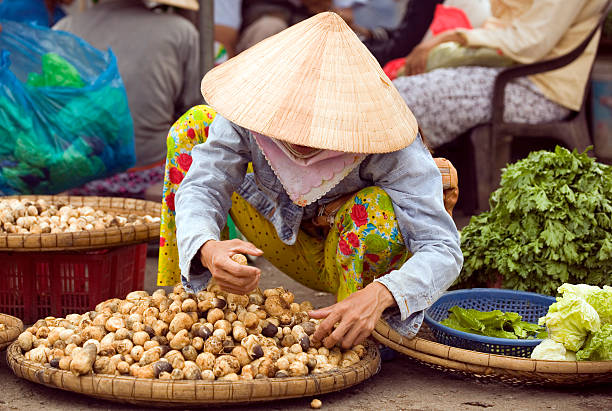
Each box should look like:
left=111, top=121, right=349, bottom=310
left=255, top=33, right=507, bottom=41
left=199, top=239, right=263, bottom=295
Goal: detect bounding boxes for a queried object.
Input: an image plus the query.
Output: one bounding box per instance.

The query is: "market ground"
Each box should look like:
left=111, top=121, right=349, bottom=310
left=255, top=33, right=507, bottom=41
left=2, top=222, right=611, bottom=410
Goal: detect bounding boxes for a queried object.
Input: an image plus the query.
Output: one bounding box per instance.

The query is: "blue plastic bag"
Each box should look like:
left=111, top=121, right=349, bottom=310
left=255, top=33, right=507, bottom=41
left=0, top=20, right=135, bottom=195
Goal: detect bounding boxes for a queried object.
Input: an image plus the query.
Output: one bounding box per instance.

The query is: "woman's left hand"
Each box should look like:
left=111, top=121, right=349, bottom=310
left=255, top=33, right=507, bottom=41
left=309, top=282, right=395, bottom=349
left=403, top=42, right=433, bottom=76
left=402, top=30, right=467, bottom=76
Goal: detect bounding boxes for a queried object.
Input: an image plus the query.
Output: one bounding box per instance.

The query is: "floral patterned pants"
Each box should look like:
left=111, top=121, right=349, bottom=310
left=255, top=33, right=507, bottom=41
left=394, top=66, right=571, bottom=148
left=158, top=106, right=454, bottom=302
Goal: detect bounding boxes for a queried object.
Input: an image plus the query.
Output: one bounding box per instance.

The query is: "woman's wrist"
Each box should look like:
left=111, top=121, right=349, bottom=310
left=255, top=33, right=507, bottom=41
left=437, top=30, right=467, bottom=46
left=367, top=282, right=396, bottom=311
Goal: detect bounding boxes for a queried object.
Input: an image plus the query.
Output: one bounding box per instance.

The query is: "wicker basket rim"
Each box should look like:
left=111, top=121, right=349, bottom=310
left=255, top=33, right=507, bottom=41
left=373, top=319, right=612, bottom=374
left=7, top=339, right=381, bottom=405
left=0, top=195, right=161, bottom=251
left=0, top=314, right=24, bottom=350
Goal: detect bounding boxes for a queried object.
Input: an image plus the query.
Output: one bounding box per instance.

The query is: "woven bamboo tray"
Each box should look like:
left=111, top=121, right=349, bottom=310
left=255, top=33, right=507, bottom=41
left=373, top=320, right=612, bottom=386
left=0, top=314, right=24, bottom=351
left=7, top=340, right=380, bottom=406
left=0, top=195, right=161, bottom=251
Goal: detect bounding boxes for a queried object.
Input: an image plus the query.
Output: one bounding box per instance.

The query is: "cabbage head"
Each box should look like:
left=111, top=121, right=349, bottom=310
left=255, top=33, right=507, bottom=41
left=576, top=324, right=612, bottom=361
left=538, top=296, right=600, bottom=351
left=558, top=284, right=612, bottom=325
left=531, top=339, right=577, bottom=361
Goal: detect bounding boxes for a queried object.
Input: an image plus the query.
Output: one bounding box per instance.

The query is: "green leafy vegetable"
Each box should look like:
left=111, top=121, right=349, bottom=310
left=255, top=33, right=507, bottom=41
left=456, top=147, right=612, bottom=295
left=576, top=324, right=612, bottom=361
left=440, top=306, right=544, bottom=339
left=531, top=339, right=577, bottom=361
left=538, top=295, right=601, bottom=351
left=558, top=284, right=612, bottom=325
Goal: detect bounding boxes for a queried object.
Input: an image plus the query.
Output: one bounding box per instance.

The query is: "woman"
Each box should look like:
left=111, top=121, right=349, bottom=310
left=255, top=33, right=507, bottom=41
left=393, top=0, right=607, bottom=148
left=159, top=12, right=463, bottom=349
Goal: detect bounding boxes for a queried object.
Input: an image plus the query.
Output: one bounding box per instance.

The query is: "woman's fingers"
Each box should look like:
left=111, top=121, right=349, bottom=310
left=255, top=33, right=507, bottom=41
left=218, top=257, right=261, bottom=278
left=308, top=305, right=334, bottom=319
left=341, top=323, right=370, bottom=349
left=323, top=320, right=352, bottom=349
left=229, top=239, right=263, bottom=256
left=312, top=311, right=341, bottom=343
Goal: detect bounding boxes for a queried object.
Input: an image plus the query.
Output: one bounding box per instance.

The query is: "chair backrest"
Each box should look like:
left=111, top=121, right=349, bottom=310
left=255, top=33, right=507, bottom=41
left=492, top=0, right=612, bottom=118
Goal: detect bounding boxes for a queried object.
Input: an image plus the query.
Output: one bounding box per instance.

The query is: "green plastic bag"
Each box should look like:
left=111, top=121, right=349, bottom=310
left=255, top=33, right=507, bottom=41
left=26, top=53, right=85, bottom=88
left=426, top=41, right=515, bottom=72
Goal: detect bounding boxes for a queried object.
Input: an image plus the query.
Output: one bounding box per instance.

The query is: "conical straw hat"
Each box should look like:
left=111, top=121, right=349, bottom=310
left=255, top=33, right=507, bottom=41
left=201, top=12, right=418, bottom=153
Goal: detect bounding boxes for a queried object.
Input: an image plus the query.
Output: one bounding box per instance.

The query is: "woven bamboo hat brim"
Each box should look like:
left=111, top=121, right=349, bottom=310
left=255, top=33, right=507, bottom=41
left=201, top=12, right=418, bottom=154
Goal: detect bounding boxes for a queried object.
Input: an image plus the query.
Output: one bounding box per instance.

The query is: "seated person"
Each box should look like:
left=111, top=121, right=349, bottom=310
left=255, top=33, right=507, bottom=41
left=392, top=0, right=606, bottom=148
left=53, top=0, right=202, bottom=199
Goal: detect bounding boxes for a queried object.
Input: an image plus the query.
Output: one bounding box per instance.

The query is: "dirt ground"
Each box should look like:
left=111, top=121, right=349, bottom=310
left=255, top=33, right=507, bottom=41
left=1, top=254, right=611, bottom=411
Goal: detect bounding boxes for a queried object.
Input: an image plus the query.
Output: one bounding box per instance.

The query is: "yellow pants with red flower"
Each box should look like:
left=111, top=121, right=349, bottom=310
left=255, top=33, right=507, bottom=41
left=158, top=106, right=454, bottom=302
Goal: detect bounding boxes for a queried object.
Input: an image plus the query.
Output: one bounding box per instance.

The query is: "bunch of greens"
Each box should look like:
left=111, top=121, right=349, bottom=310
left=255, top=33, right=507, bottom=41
left=534, top=283, right=612, bottom=361
left=457, top=146, right=612, bottom=295
left=440, top=306, right=545, bottom=339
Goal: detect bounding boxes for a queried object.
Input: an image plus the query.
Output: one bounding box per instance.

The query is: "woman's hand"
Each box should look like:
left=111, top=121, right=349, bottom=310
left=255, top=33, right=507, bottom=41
left=199, top=239, right=263, bottom=295
left=402, top=30, right=467, bottom=76
left=310, top=282, right=396, bottom=349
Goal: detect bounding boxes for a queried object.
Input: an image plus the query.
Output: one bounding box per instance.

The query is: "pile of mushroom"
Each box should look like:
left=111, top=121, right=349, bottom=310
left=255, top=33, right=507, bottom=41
left=16, top=281, right=366, bottom=380
left=0, top=198, right=160, bottom=234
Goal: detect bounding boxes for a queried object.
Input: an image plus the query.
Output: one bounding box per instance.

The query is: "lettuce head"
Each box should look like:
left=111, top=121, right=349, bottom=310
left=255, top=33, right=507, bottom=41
left=531, top=339, right=577, bottom=361
left=557, top=283, right=612, bottom=325
left=576, top=324, right=612, bottom=361
left=557, top=284, right=602, bottom=300
left=538, top=296, right=601, bottom=352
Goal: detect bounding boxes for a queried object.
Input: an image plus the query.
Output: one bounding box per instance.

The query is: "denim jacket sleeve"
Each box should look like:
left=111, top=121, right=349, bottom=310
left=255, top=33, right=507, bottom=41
left=364, top=135, right=463, bottom=325
left=175, top=115, right=251, bottom=286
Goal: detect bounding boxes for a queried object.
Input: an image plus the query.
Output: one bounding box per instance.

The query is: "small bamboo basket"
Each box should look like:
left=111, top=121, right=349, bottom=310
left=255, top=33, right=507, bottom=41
left=373, top=320, right=612, bottom=386
left=0, top=195, right=161, bottom=252
left=7, top=340, right=380, bottom=406
left=0, top=314, right=24, bottom=351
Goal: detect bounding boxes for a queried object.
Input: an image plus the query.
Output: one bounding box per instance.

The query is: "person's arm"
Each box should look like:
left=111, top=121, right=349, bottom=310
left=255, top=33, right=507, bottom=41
left=369, top=135, right=463, bottom=321
left=311, top=135, right=462, bottom=348
left=175, top=115, right=260, bottom=293
left=214, top=0, right=242, bottom=57
left=456, top=0, right=589, bottom=64
left=364, top=0, right=443, bottom=65
left=402, top=29, right=466, bottom=75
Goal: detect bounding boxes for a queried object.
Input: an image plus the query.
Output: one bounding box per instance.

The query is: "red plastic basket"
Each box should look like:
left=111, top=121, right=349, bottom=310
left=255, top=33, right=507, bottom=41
left=0, top=244, right=146, bottom=324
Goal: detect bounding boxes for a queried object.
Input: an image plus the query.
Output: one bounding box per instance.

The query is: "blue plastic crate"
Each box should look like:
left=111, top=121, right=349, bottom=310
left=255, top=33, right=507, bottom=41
left=424, top=288, right=556, bottom=357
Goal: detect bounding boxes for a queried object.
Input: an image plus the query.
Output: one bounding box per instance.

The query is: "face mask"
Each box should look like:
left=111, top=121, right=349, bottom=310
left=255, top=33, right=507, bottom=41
left=252, top=132, right=365, bottom=206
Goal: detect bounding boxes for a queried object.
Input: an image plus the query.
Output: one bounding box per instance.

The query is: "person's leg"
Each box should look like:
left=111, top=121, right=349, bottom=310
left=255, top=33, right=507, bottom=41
left=327, top=186, right=411, bottom=302
left=229, top=192, right=338, bottom=293
left=157, top=105, right=218, bottom=286
left=393, top=66, right=570, bottom=148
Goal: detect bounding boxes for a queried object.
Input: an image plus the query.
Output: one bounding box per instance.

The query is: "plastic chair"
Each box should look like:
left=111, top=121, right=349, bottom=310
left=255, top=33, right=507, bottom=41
left=470, top=0, right=612, bottom=211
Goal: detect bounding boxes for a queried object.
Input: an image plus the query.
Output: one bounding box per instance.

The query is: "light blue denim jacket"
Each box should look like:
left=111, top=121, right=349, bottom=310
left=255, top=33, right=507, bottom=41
left=175, top=114, right=463, bottom=337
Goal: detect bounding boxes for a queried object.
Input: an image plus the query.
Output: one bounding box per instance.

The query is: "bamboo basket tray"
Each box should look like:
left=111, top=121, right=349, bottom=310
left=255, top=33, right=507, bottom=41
left=0, top=195, right=161, bottom=251
left=373, top=320, right=612, bottom=386
left=0, top=314, right=23, bottom=351
left=7, top=340, right=380, bottom=406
